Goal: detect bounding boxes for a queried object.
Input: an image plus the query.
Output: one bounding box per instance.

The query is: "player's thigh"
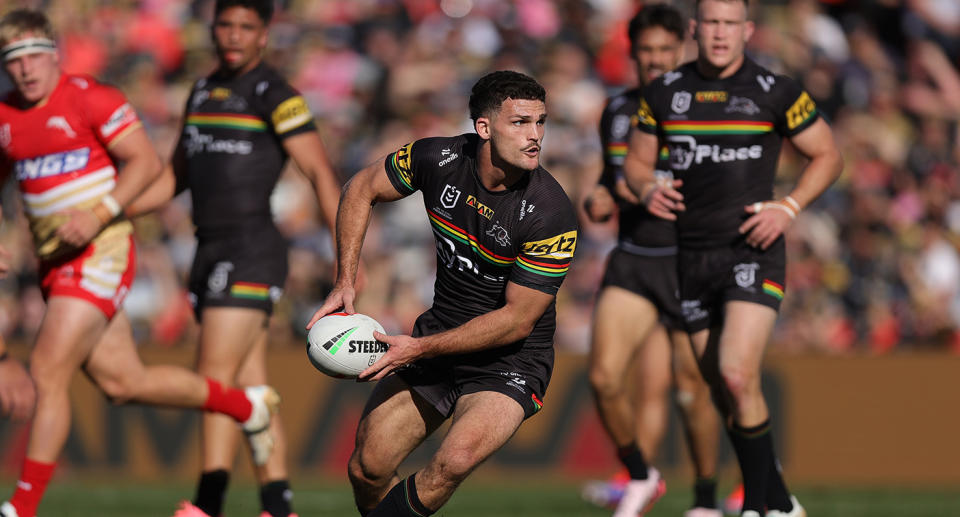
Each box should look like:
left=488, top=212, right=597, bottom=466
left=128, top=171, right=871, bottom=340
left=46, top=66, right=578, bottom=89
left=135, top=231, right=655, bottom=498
left=31, top=296, right=109, bottom=381
left=717, top=301, right=777, bottom=377
left=635, top=324, right=672, bottom=399
left=354, top=375, right=445, bottom=475
left=434, top=390, right=525, bottom=474
left=590, top=286, right=659, bottom=380
left=196, top=306, right=268, bottom=378
left=82, top=311, right=147, bottom=390
left=235, top=327, right=269, bottom=386
left=671, top=329, right=704, bottom=388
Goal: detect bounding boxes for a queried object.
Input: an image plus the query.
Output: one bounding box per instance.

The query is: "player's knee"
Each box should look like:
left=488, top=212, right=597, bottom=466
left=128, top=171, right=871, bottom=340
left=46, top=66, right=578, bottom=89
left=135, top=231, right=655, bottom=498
left=98, top=375, right=139, bottom=405
left=719, top=364, right=760, bottom=401
left=588, top=366, right=622, bottom=399
left=434, top=447, right=481, bottom=484
left=347, top=449, right=390, bottom=490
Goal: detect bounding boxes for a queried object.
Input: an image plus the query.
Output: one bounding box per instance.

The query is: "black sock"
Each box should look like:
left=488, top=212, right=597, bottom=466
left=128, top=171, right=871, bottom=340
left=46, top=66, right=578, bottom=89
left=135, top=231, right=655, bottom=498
left=616, top=442, right=649, bottom=480
left=194, top=469, right=229, bottom=517
left=368, top=474, right=435, bottom=517
left=693, top=477, right=717, bottom=509
left=260, top=480, right=293, bottom=517
left=766, top=456, right=793, bottom=512
left=727, top=420, right=772, bottom=513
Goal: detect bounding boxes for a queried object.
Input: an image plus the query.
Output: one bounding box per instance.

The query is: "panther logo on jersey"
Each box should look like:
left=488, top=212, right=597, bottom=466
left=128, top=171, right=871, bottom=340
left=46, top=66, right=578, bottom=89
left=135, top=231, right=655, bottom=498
left=486, top=223, right=510, bottom=247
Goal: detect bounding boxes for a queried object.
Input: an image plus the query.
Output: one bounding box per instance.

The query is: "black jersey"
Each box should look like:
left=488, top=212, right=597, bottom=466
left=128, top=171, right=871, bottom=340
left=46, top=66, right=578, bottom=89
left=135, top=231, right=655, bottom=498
left=384, top=133, right=578, bottom=346
left=635, top=58, right=820, bottom=248
left=181, top=62, right=317, bottom=236
left=599, top=88, right=676, bottom=248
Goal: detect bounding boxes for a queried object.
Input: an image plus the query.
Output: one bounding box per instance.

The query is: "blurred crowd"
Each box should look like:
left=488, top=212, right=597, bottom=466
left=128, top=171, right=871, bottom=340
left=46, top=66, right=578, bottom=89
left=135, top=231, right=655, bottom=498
left=1, top=0, right=959, bottom=355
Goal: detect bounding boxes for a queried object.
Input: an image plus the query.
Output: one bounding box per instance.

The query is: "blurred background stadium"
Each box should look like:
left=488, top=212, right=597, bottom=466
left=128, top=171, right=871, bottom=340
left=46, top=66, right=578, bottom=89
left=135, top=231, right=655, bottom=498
left=0, top=0, right=959, bottom=515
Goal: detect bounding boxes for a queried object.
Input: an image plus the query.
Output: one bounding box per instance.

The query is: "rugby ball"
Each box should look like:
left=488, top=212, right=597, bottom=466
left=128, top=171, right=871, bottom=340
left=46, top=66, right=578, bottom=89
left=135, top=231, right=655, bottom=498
left=307, top=312, right=388, bottom=379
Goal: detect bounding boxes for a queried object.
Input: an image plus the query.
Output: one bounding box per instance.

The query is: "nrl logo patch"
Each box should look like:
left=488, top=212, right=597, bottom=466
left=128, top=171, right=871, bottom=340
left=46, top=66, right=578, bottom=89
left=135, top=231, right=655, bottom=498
left=440, top=184, right=461, bottom=209
left=671, top=91, right=691, bottom=114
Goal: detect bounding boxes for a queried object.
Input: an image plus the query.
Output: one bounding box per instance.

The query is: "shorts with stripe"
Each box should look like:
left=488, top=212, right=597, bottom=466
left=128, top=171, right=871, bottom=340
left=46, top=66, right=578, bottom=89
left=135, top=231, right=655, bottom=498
left=187, top=226, right=288, bottom=319
left=397, top=309, right=553, bottom=420
left=39, top=226, right=136, bottom=320
left=678, top=239, right=786, bottom=333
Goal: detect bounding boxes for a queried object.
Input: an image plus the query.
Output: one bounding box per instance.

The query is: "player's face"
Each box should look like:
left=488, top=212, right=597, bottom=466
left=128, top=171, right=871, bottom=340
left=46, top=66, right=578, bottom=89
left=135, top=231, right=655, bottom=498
left=632, top=26, right=684, bottom=86
left=486, top=98, right=547, bottom=172
left=2, top=33, right=60, bottom=105
left=212, top=6, right=268, bottom=74
left=692, top=0, right=754, bottom=75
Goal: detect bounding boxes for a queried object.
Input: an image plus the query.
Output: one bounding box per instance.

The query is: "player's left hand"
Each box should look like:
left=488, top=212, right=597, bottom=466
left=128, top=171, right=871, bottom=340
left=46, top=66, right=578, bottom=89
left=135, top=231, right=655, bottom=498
left=55, top=208, right=104, bottom=248
left=740, top=200, right=796, bottom=249
left=358, top=331, right=422, bottom=382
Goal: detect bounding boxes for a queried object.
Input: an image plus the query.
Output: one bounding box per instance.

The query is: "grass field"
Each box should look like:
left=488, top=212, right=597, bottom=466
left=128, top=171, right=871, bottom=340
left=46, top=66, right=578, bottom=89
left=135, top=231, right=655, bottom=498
left=27, top=478, right=960, bottom=516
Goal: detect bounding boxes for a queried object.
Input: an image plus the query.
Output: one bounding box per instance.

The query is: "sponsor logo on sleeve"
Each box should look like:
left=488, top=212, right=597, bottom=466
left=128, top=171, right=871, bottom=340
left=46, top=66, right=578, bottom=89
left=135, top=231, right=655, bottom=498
left=438, top=147, right=459, bottom=167
left=100, top=103, right=137, bottom=138
left=271, top=96, right=313, bottom=134
left=521, top=230, right=577, bottom=259
left=393, top=143, right=413, bottom=187
left=634, top=98, right=657, bottom=127
left=786, top=91, right=817, bottom=130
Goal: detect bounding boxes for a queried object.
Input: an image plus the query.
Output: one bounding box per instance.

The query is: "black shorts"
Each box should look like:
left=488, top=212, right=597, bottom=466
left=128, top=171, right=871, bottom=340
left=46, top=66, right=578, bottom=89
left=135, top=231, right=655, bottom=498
left=188, top=227, right=288, bottom=319
left=600, top=246, right=683, bottom=329
left=678, top=239, right=786, bottom=333
left=397, top=310, right=554, bottom=420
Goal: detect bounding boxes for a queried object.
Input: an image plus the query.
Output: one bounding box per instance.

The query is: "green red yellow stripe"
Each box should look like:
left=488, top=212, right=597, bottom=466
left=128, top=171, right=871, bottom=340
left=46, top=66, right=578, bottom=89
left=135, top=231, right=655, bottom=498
left=187, top=113, right=267, bottom=131
left=427, top=210, right=515, bottom=267
left=389, top=153, right=413, bottom=191
left=531, top=393, right=543, bottom=413
left=663, top=120, right=773, bottom=135
left=659, top=146, right=669, bottom=160
left=762, top=279, right=784, bottom=300
left=231, top=281, right=270, bottom=300
left=516, top=255, right=570, bottom=277
left=606, top=143, right=628, bottom=157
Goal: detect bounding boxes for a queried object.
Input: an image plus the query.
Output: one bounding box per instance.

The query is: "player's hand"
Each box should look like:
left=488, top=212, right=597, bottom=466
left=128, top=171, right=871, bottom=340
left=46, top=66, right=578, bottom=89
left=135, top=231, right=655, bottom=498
left=305, top=284, right=357, bottom=329
left=613, top=177, right=641, bottom=205
left=0, top=245, right=12, bottom=278
left=0, top=358, right=36, bottom=421
left=583, top=185, right=616, bottom=222
left=55, top=208, right=104, bottom=248
left=740, top=199, right=797, bottom=249
left=358, top=332, right=421, bottom=382
left=641, top=178, right=685, bottom=220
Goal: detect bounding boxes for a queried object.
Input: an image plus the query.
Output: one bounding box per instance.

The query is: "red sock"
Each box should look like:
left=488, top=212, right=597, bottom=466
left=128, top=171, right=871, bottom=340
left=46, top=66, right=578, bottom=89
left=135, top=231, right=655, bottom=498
left=202, top=378, right=253, bottom=423
left=10, top=458, right=56, bottom=517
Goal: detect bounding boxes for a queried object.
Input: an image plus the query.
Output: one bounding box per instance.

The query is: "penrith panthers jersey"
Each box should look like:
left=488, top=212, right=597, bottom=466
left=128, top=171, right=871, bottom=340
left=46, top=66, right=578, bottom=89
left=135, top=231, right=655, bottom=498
left=0, top=74, right=139, bottom=260
left=635, top=58, right=820, bottom=248
left=384, top=133, right=578, bottom=346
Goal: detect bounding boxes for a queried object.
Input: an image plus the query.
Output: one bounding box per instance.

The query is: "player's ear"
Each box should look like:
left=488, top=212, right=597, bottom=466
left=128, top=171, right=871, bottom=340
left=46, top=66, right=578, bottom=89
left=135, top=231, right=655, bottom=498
left=689, top=17, right=698, bottom=41
left=475, top=116, right=492, bottom=140
left=743, top=20, right=755, bottom=43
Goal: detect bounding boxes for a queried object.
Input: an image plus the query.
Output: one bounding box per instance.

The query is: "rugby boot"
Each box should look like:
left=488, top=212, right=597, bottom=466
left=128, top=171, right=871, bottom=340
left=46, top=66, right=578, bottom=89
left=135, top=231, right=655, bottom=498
left=765, top=496, right=806, bottom=517
left=684, top=507, right=723, bottom=517
left=612, top=467, right=666, bottom=517
left=580, top=468, right=629, bottom=508
left=171, top=501, right=217, bottom=517
left=0, top=501, right=19, bottom=517
left=242, top=386, right=281, bottom=466
left=723, top=483, right=744, bottom=515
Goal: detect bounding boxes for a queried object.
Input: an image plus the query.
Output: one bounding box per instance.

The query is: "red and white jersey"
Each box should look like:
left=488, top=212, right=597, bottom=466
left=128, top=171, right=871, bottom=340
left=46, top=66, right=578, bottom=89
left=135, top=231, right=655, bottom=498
left=0, top=74, right=141, bottom=259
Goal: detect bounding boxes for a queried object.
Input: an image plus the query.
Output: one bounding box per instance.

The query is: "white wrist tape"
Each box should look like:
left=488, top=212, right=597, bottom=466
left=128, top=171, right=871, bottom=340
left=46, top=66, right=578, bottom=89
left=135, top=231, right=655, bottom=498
left=783, top=195, right=801, bottom=213
left=100, top=194, right=122, bottom=217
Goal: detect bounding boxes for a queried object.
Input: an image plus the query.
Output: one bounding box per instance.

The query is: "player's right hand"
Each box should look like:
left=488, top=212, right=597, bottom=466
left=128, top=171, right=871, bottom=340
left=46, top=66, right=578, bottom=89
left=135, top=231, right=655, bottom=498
left=641, top=178, right=685, bottom=220
left=306, top=284, right=357, bottom=330
left=0, top=357, right=36, bottom=421
left=55, top=208, right=104, bottom=248
left=584, top=185, right=616, bottom=222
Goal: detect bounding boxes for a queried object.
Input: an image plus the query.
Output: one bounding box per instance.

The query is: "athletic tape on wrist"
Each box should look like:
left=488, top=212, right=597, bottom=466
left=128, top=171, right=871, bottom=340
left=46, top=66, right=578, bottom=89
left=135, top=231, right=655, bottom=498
left=783, top=195, right=801, bottom=213
left=2, top=37, right=56, bottom=61
left=100, top=194, right=122, bottom=217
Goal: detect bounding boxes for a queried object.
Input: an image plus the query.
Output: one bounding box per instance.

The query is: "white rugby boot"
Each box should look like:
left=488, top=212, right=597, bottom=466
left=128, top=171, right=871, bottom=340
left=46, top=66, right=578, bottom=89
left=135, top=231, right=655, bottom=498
left=684, top=507, right=723, bottom=517
left=766, top=496, right=806, bottom=517
left=0, top=502, right=18, bottom=517
left=241, top=385, right=281, bottom=465
left=612, top=467, right=666, bottom=517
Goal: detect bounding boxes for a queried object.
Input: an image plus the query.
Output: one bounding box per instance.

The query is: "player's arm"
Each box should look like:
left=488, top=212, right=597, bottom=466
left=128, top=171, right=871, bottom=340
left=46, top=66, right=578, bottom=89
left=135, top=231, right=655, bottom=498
left=282, top=132, right=341, bottom=240
left=306, top=158, right=405, bottom=325
left=623, top=128, right=684, bottom=220
left=583, top=104, right=622, bottom=222
left=56, top=126, right=162, bottom=247
left=124, top=129, right=189, bottom=217
left=739, top=118, right=843, bottom=249
left=0, top=335, right=36, bottom=421
left=360, top=281, right=555, bottom=381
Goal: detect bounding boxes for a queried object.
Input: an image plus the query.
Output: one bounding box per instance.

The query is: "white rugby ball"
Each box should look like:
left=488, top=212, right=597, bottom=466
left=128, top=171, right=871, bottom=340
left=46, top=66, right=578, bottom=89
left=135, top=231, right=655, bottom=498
left=307, top=312, right=388, bottom=379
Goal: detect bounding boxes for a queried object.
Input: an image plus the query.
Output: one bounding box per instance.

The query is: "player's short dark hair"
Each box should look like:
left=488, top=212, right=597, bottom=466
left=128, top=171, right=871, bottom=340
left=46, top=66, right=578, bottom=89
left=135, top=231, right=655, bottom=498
left=469, top=71, right=546, bottom=121
left=627, top=4, right=685, bottom=50
left=214, top=0, right=273, bottom=24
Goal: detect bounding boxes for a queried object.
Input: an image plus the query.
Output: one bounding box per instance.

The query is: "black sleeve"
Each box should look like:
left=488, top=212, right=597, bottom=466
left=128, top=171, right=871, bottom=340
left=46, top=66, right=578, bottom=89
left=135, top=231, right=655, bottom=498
left=598, top=97, right=632, bottom=190
left=771, top=75, right=820, bottom=137
left=383, top=137, right=453, bottom=196
left=259, top=80, right=317, bottom=140
left=510, top=187, right=579, bottom=295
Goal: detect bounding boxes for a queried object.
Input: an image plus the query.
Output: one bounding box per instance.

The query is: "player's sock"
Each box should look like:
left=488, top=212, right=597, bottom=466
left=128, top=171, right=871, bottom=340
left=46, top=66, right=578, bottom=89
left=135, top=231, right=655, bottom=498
left=367, top=474, right=435, bottom=517
left=193, top=469, right=229, bottom=517
left=766, top=456, right=793, bottom=512
left=9, top=458, right=56, bottom=517
left=727, top=420, right=772, bottom=514
left=260, top=480, right=293, bottom=517
left=616, top=442, right=649, bottom=480
left=202, top=378, right=253, bottom=422
left=693, top=476, right=718, bottom=509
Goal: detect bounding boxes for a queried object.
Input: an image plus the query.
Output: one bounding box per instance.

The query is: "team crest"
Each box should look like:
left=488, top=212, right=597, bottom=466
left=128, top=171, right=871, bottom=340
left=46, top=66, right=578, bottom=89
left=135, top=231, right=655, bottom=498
left=0, top=123, right=9, bottom=149
left=733, top=262, right=759, bottom=288
left=440, top=184, right=461, bottom=209
left=671, top=91, right=692, bottom=114
left=486, top=223, right=511, bottom=247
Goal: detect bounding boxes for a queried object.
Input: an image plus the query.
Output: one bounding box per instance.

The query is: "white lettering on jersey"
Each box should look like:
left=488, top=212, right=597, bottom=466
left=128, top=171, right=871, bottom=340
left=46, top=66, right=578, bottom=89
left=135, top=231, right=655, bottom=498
left=183, top=126, right=252, bottom=156
left=663, top=70, right=682, bottom=86
left=100, top=103, right=137, bottom=138
left=46, top=116, right=77, bottom=138
left=667, top=135, right=762, bottom=170
left=15, top=148, right=91, bottom=180
left=757, top=75, right=775, bottom=92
